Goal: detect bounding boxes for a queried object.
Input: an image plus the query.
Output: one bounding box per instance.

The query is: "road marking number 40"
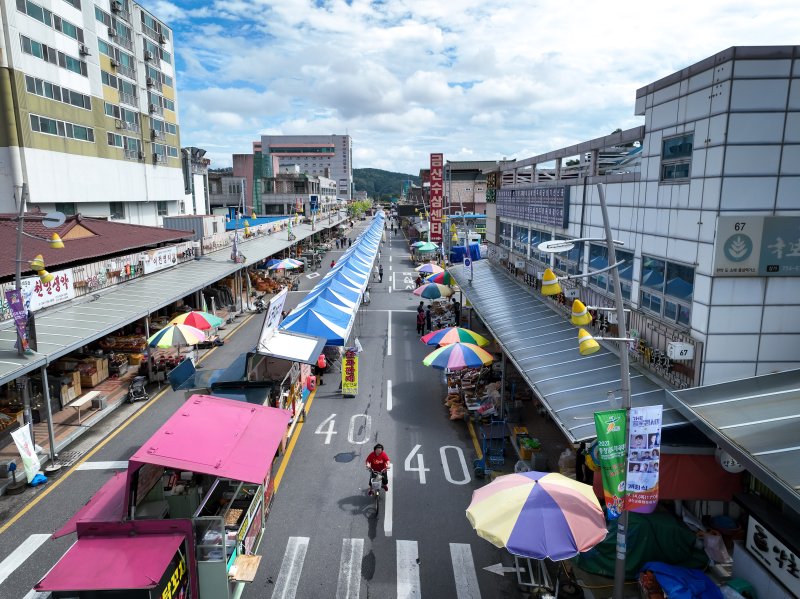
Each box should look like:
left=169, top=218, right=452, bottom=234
left=405, top=444, right=471, bottom=485
left=315, top=413, right=372, bottom=445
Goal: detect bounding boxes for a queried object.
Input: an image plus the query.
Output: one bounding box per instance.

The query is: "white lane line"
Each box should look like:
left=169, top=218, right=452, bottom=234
left=22, top=590, right=50, bottom=599
left=387, top=380, right=393, bottom=411
left=0, top=534, right=51, bottom=586
left=389, top=255, right=392, bottom=263
left=450, top=543, right=482, bottom=599
left=76, top=461, right=128, bottom=471
left=335, top=538, right=364, bottom=599
left=384, top=468, right=394, bottom=537
left=396, top=540, right=420, bottom=597
left=271, top=536, right=310, bottom=599
left=387, top=312, right=392, bottom=356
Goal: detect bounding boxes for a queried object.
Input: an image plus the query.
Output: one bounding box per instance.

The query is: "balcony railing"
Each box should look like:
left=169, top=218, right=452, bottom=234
left=117, top=64, right=136, bottom=80
left=119, top=92, right=137, bottom=107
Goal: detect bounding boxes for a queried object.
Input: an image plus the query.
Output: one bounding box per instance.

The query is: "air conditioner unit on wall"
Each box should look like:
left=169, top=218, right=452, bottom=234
left=158, top=33, right=166, bottom=45
left=114, top=119, right=123, bottom=129
left=110, top=58, right=120, bottom=68
left=146, top=77, right=154, bottom=87
left=79, top=44, right=91, bottom=56
left=108, top=27, right=117, bottom=37
left=144, top=50, right=153, bottom=61
left=111, top=0, right=122, bottom=12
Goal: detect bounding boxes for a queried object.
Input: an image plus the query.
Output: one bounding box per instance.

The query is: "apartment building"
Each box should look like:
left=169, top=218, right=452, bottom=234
left=0, top=0, right=185, bottom=225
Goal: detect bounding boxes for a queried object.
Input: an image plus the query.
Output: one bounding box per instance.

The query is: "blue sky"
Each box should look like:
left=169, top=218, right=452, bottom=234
left=142, top=0, right=800, bottom=175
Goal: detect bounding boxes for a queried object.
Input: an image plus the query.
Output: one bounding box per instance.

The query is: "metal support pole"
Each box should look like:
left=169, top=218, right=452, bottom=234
left=144, top=316, right=153, bottom=382
left=40, top=365, right=61, bottom=472
left=500, top=354, right=507, bottom=421
left=16, top=376, right=33, bottom=445
left=597, top=183, right=633, bottom=599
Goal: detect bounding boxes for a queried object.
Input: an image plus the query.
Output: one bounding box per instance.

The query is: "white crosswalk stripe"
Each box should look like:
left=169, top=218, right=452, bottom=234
left=335, top=538, right=364, bottom=599
left=271, top=536, right=309, bottom=599
left=450, top=543, right=482, bottom=599
left=0, top=534, right=51, bottom=587
left=396, top=540, right=422, bottom=598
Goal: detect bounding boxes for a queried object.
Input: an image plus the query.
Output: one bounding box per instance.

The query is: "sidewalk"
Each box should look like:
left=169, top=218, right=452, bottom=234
left=0, top=309, right=253, bottom=497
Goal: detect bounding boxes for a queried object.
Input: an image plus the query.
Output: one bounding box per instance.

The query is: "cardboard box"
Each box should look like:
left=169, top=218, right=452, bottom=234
left=80, top=370, right=101, bottom=388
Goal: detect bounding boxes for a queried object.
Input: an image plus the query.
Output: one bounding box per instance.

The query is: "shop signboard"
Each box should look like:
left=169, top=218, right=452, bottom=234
left=152, top=548, right=190, bottom=599
left=714, top=215, right=800, bottom=276
left=593, top=409, right=627, bottom=520
left=625, top=405, right=662, bottom=513
left=141, top=246, right=178, bottom=274
left=497, top=186, right=570, bottom=228
left=746, top=515, right=800, bottom=595
left=342, top=351, right=359, bottom=395
left=20, top=268, right=75, bottom=311
left=429, top=153, right=444, bottom=242
left=257, top=287, right=288, bottom=349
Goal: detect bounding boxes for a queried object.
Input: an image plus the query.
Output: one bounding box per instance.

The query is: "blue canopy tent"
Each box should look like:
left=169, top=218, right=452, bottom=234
left=280, top=308, right=351, bottom=346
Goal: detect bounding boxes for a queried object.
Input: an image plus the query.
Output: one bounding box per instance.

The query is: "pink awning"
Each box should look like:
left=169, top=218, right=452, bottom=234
left=36, top=534, right=184, bottom=591
left=53, top=471, right=127, bottom=539
left=129, top=394, right=291, bottom=485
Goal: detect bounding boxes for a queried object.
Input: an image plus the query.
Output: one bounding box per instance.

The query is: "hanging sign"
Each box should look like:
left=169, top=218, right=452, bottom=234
left=4, top=290, right=29, bottom=352
left=464, top=256, right=473, bottom=281
left=20, top=268, right=75, bottom=311
left=141, top=246, right=178, bottom=274
left=11, top=425, right=41, bottom=483
left=594, top=409, right=627, bottom=520
left=625, top=405, right=663, bottom=513
left=342, top=351, right=359, bottom=396
left=746, top=515, right=800, bottom=595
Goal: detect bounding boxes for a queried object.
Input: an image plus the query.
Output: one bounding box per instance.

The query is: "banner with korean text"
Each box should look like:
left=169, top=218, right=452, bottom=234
left=594, top=409, right=627, bottom=520
left=625, top=405, right=663, bottom=513
left=429, top=153, right=443, bottom=242
left=20, top=268, right=75, bottom=311
left=342, top=351, right=359, bottom=395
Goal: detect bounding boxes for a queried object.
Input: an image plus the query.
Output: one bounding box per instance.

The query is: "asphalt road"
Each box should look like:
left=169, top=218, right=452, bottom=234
left=0, top=222, right=522, bottom=598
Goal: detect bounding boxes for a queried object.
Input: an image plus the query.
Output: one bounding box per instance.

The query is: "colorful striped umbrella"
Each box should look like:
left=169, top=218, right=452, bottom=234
left=147, top=324, right=206, bottom=348
left=415, top=262, right=444, bottom=274
left=169, top=311, right=224, bottom=330
left=412, top=283, right=453, bottom=299
left=425, top=271, right=456, bottom=285
left=267, top=258, right=303, bottom=270
left=466, top=471, right=607, bottom=560
left=422, top=342, right=493, bottom=371
left=421, top=327, right=490, bottom=347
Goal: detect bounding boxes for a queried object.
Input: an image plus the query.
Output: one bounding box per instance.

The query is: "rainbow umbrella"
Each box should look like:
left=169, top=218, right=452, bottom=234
left=169, top=311, right=224, bottom=330
left=425, top=271, right=456, bottom=285
left=415, top=262, right=444, bottom=274
left=423, top=342, right=493, bottom=371
left=466, top=471, right=607, bottom=560
left=267, top=258, right=303, bottom=270
left=412, top=283, right=453, bottom=299
left=421, top=327, right=490, bottom=347
left=147, top=324, right=206, bottom=349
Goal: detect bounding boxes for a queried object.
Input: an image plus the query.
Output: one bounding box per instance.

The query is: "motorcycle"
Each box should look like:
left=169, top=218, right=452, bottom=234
left=252, top=295, right=266, bottom=313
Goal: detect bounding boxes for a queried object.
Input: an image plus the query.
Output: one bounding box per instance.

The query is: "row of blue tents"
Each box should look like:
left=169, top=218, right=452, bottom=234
left=279, top=212, right=385, bottom=345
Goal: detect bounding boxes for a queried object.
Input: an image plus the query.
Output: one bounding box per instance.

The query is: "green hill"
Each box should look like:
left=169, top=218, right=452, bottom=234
left=354, top=168, right=419, bottom=200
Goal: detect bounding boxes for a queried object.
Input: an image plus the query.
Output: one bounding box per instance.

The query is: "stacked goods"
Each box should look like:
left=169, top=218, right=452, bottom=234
left=444, top=392, right=467, bottom=420
left=99, top=335, right=147, bottom=353
left=250, top=272, right=283, bottom=293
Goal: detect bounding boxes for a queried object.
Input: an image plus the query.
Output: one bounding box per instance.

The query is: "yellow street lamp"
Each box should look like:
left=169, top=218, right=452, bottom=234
left=571, top=299, right=592, bottom=325
left=29, top=254, right=54, bottom=285
left=49, top=233, right=65, bottom=249
left=578, top=328, right=600, bottom=355
left=541, top=267, right=561, bottom=296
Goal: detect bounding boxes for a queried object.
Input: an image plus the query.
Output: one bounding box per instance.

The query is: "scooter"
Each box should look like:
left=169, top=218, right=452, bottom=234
left=253, top=295, right=266, bottom=313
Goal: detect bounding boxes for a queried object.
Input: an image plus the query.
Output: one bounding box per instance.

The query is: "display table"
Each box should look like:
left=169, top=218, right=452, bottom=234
left=67, top=391, right=103, bottom=424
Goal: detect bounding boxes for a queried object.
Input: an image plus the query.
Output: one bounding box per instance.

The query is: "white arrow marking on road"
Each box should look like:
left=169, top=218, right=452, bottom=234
left=484, top=563, right=525, bottom=576
left=0, top=534, right=51, bottom=586
left=336, top=538, right=364, bottom=599
left=305, top=272, right=320, bottom=279
left=450, top=543, right=482, bottom=598
left=76, top=461, right=128, bottom=471
left=396, top=540, right=420, bottom=597
left=272, top=536, right=309, bottom=599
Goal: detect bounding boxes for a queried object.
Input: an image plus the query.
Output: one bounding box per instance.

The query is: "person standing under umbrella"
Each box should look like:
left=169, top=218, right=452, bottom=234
left=425, top=306, right=432, bottom=334
left=416, top=309, right=425, bottom=336
left=452, top=296, right=461, bottom=326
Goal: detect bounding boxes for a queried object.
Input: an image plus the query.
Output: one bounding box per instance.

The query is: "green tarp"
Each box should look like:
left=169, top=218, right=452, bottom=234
left=573, top=512, right=708, bottom=579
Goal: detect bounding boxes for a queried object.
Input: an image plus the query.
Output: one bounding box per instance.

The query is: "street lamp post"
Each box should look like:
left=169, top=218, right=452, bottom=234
left=538, top=182, right=632, bottom=598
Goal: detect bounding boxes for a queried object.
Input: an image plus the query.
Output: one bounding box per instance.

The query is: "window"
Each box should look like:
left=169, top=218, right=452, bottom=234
left=101, top=70, right=118, bottom=89
left=157, top=201, right=168, bottom=216
left=499, top=221, right=512, bottom=249
left=589, top=244, right=634, bottom=300
left=166, top=122, right=177, bottom=135
left=25, top=75, right=90, bottom=110
left=30, top=114, right=94, bottom=142
left=55, top=202, right=76, bottom=216
left=21, top=35, right=87, bottom=76
left=553, top=236, right=583, bottom=276
left=63, top=0, right=80, bottom=7
left=167, top=146, right=178, bottom=157
left=18, top=1, right=84, bottom=42
left=640, top=256, right=694, bottom=325
left=512, top=226, right=528, bottom=256
left=109, top=202, right=125, bottom=220
left=163, top=97, right=175, bottom=112
left=107, top=132, right=122, bottom=147
left=660, top=133, right=693, bottom=182
left=104, top=102, right=120, bottom=118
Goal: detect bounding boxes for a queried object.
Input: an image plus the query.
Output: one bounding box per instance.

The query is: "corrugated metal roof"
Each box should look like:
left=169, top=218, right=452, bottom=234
left=669, top=369, right=800, bottom=514
left=451, top=260, right=685, bottom=442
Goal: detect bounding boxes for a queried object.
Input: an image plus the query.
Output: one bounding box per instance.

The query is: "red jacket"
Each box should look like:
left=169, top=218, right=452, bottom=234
left=366, top=451, right=390, bottom=472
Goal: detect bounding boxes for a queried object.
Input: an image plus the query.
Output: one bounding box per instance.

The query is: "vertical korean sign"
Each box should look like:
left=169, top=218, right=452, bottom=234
left=429, top=153, right=443, bottom=243
left=342, top=350, right=359, bottom=395
left=594, top=409, right=627, bottom=520
left=5, top=290, right=29, bottom=352
left=625, top=405, right=662, bottom=513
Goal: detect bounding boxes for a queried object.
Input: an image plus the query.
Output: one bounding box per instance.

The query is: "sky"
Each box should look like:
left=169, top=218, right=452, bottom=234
left=142, top=0, right=800, bottom=176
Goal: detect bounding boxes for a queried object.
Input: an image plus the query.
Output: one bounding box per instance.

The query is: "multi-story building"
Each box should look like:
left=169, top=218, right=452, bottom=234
left=0, top=0, right=184, bottom=225
left=260, top=164, right=337, bottom=217
left=207, top=169, right=243, bottom=212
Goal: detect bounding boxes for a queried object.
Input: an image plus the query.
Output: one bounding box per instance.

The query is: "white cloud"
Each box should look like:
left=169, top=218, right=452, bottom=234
left=142, top=0, right=800, bottom=173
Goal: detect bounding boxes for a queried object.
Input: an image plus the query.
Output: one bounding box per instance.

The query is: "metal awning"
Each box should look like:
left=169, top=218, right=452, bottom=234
left=0, top=217, right=346, bottom=387
left=451, top=260, right=687, bottom=443
left=668, top=369, right=800, bottom=514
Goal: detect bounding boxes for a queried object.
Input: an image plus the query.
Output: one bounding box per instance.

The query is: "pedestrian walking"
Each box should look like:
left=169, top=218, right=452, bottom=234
left=378, top=265, right=384, bottom=283
left=349, top=238, right=352, bottom=247
left=315, top=353, right=327, bottom=385
left=416, top=309, right=425, bottom=336
left=425, top=306, right=432, bottom=333
left=330, top=259, right=336, bottom=269
left=415, top=275, right=423, bottom=288
left=335, top=238, right=339, bottom=249
left=451, top=296, right=461, bottom=326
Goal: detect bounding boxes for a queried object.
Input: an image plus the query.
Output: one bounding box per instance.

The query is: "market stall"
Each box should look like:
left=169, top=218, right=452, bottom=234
left=36, top=394, right=291, bottom=599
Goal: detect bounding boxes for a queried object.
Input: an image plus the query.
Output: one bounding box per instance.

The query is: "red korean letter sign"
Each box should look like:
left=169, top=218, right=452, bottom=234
left=429, top=153, right=443, bottom=242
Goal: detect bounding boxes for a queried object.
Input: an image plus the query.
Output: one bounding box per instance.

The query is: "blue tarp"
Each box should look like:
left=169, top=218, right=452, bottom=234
left=641, top=563, right=722, bottom=599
